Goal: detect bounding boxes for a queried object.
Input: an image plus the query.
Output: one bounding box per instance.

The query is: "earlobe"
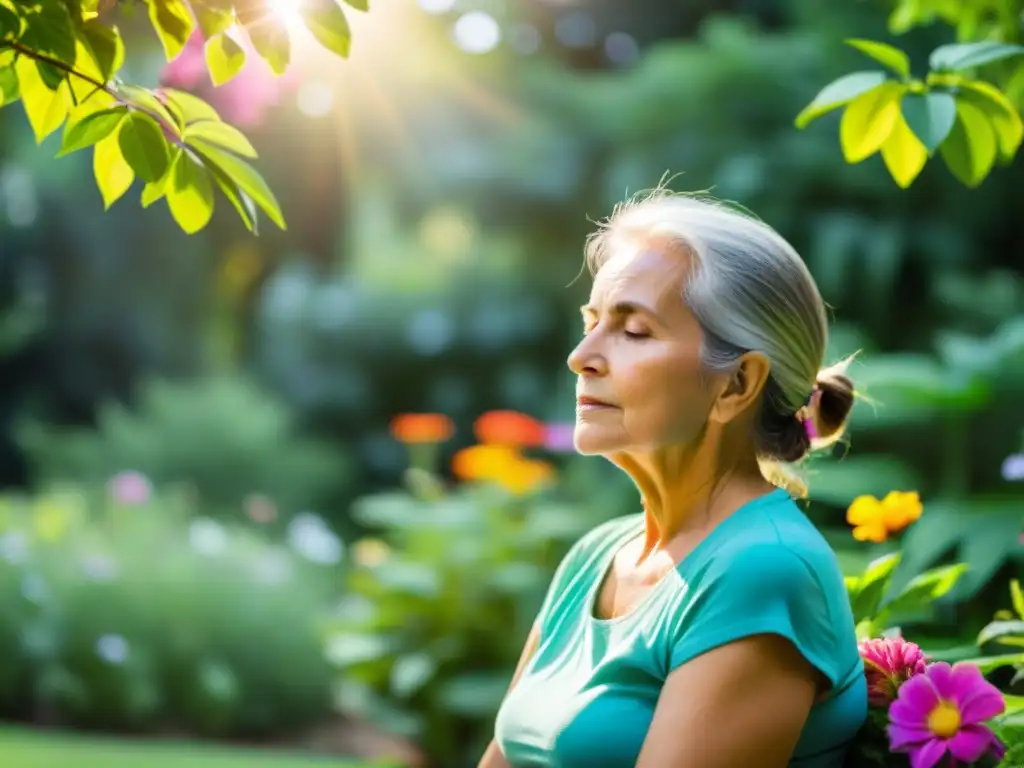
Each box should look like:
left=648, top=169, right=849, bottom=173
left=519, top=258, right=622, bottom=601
left=709, top=353, right=772, bottom=425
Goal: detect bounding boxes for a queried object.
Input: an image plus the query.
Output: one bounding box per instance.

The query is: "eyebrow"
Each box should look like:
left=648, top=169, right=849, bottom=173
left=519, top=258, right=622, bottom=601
left=580, top=300, right=662, bottom=322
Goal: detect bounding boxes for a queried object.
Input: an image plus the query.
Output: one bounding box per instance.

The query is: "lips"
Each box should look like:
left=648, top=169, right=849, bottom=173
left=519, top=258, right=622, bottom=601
left=577, top=396, right=615, bottom=409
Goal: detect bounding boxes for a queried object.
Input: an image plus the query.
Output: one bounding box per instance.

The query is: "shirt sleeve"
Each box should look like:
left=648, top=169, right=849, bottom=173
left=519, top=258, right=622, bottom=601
left=668, top=542, right=840, bottom=686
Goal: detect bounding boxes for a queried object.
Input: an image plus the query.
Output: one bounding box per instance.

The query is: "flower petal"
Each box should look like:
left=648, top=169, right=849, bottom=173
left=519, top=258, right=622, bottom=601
left=948, top=724, right=995, bottom=763
left=945, top=665, right=1006, bottom=723
left=909, top=739, right=948, bottom=768
left=924, top=662, right=955, bottom=700
left=890, top=675, right=939, bottom=726
left=847, top=496, right=882, bottom=525
left=888, top=723, right=933, bottom=751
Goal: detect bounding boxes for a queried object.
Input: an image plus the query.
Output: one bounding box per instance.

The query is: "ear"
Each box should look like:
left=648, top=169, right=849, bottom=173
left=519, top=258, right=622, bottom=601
left=708, top=352, right=771, bottom=426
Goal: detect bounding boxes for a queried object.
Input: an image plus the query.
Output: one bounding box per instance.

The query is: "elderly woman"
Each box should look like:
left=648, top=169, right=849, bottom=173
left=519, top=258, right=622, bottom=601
left=478, top=192, right=867, bottom=768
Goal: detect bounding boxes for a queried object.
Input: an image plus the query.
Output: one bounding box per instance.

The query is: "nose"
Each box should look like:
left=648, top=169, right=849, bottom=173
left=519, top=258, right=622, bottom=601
left=567, top=334, right=607, bottom=377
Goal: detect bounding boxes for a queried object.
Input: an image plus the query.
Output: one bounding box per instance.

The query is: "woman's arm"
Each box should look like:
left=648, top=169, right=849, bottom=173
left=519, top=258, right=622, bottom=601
left=636, top=633, right=818, bottom=768
left=476, top=623, right=541, bottom=768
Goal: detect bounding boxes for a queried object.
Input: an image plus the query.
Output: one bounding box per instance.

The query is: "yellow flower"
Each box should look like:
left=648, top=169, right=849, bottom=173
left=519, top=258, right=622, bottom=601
left=495, top=459, right=555, bottom=496
left=846, top=490, right=923, bottom=543
left=451, top=444, right=555, bottom=496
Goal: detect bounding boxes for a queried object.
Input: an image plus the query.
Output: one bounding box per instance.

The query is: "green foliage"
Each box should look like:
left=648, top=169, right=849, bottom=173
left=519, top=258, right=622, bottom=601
left=325, top=472, right=607, bottom=767
left=0, top=485, right=338, bottom=736
left=15, top=375, right=353, bottom=523
left=796, top=38, right=1024, bottom=188
left=0, top=0, right=370, bottom=234
left=845, top=552, right=969, bottom=638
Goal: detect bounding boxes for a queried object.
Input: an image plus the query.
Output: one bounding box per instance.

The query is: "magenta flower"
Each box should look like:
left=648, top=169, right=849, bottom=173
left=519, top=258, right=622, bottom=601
left=543, top=422, right=576, bottom=454
left=107, top=471, right=152, bottom=506
left=859, top=636, right=927, bottom=706
left=888, top=662, right=1005, bottom=768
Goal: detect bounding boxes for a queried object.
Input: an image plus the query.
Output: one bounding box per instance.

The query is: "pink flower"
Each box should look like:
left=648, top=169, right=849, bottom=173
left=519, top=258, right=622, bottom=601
left=888, top=662, right=1005, bottom=768
left=543, top=422, right=576, bottom=453
left=859, top=636, right=927, bottom=707
left=107, top=471, right=152, bottom=506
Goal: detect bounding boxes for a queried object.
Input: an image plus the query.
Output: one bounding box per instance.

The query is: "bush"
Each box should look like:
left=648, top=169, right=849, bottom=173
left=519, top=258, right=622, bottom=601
left=0, top=483, right=342, bottom=739
left=16, top=375, right=353, bottom=525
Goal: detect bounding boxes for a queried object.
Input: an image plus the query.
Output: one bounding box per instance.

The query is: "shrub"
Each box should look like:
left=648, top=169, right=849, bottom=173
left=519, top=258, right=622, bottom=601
left=0, top=482, right=342, bottom=739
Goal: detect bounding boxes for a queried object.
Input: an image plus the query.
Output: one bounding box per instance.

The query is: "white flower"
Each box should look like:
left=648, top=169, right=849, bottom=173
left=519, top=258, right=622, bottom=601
left=96, top=634, right=129, bottom=665
left=189, top=517, right=228, bottom=556
left=287, top=512, right=343, bottom=565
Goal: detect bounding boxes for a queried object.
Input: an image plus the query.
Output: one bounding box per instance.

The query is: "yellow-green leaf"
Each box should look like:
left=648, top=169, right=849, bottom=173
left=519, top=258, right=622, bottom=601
left=184, top=120, right=257, bottom=158
left=18, top=1, right=76, bottom=66
left=163, top=88, right=221, bottom=124
left=117, top=84, right=183, bottom=134
left=246, top=18, right=291, bottom=75
left=117, top=112, right=171, bottom=183
left=1011, top=580, right=1024, bottom=619
left=79, top=20, right=125, bottom=83
left=956, top=80, right=1023, bottom=162
left=901, top=91, right=956, bottom=154
left=195, top=5, right=234, bottom=38
left=840, top=82, right=905, bottom=163
left=141, top=175, right=168, bottom=208
left=93, top=131, right=134, bottom=209
left=930, top=41, right=1024, bottom=72
left=795, top=71, right=889, bottom=130
left=191, top=139, right=285, bottom=230
left=881, top=110, right=928, bottom=188
left=206, top=161, right=257, bottom=232
left=59, top=107, right=126, bottom=156
left=343, top=0, right=369, bottom=10
left=148, top=0, right=195, bottom=61
left=0, top=65, right=18, bottom=107
left=15, top=56, right=69, bottom=143
left=939, top=100, right=997, bottom=187
left=205, top=32, right=247, bottom=87
left=301, top=0, right=352, bottom=58
left=166, top=151, right=215, bottom=234
left=846, top=39, right=911, bottom=79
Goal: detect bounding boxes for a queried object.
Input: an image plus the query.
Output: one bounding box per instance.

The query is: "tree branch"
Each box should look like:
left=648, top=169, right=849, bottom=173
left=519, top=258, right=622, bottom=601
left=4, top=40, right=111, bottom=92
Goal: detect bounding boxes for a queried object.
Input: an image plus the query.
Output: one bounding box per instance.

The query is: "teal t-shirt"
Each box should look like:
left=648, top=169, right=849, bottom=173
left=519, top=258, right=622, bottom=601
left=494, top=489, right=867, bottom=767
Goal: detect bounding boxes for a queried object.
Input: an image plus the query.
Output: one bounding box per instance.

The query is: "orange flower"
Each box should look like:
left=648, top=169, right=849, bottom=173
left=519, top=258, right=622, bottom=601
left=451, top=444, right=555, bottom=495
left=473, top=410, right=546, bottom=448
left=389, top=413, right=455, bottom=444
left=846, top=491, right=923, bottom=543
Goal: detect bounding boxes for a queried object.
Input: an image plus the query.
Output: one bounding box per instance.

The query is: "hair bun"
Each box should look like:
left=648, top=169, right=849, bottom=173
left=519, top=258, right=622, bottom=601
left=812, top=361, right=856, bottom=441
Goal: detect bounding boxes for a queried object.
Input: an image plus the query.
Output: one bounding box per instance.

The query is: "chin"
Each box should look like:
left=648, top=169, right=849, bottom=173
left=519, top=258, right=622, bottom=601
left=572, top=423, right=625, bottom=456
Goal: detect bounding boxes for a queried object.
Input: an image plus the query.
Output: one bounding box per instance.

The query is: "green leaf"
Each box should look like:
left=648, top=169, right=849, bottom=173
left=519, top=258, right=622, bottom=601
left=880, top=108, right=927, bottom=188
left=0, top=3, right=21, bottom=39
left=901, top=91, right=957, bottom=153
left=343, top=0, right=370, bottom=10
left=846, top=39, right=911, bottom=79
left=140, top=176, right=168, bottom=208
left=163, top=88, right=221, bottom=124
left=939, top=100, right=997, bottom=187
left=246, top=19, right=291, bottom=75
left=956, top=80, right=1024, bottom=163
left=840, top=82, right=905, bottom=162
left=19, top=1, right=76, bottom=66
left=93, top=131, right=135, bottom=209
left=117, top=84, right=182, bottom=133
left=850, top=553, right=901, bottom=623
left=79, top=20, right=125, bottom=82
left=882, top=563, right=967, bottom=617
left=1011, top=580, right=1024, bottom=619
left=301, top=0, right=352, bottom=58
left=117, top=112, right=171, bottom=183
left=960, top=653, right=1024, bottom=675
left=205, top=32, right=247, bottom=87
left=184, top=120, right=257, bottom=158
left=930, top=41, right=1024, bottom=72
left=15, top=56, right=69, bottom=143
left=36, top=62, right=65, bottom=91
left=58, top=107, right=126, bottom=155
left=191, top=140, right=286, bottom=230
left=795, top=71, right=889, bottom=129
left=0, top=65, right=17, bottom=107
left=206, top=161, right=257, bottom=232
left=978, top=621, right=1024, bottom=648
left=148, top=0, right=196, bottom=61
left=195, top=5, right=234, bottom=38
left=166, top=151, right=215, bottom=234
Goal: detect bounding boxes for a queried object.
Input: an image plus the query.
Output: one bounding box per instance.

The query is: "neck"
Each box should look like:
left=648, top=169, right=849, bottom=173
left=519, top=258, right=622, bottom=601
left=609, top=429, right=774, bottom=559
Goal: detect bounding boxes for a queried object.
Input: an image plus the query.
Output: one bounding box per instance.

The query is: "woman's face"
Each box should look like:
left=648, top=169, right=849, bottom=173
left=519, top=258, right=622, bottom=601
left=568, top=244, right=720, bottom=456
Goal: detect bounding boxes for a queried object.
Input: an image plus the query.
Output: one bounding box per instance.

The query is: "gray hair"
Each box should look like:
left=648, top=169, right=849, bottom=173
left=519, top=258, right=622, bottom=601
left=584, top=189, right=854, bottom=465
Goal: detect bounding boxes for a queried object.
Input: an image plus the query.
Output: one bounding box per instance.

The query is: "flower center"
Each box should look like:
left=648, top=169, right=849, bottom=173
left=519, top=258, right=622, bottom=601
left=927, top=700, right=961, bottom=739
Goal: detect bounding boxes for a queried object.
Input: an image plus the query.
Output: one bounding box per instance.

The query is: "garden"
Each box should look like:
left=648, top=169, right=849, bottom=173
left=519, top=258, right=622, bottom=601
left=1, top=0, right=1024, bottom=767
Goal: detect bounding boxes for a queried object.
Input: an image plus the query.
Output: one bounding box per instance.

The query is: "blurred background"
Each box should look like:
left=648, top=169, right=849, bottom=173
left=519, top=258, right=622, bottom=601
left=1, top=0, right=1022, bottom=766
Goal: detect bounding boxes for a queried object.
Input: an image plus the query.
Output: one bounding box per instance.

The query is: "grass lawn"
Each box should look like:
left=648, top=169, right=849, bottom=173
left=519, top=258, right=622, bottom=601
left=0, top=726, right=388, bottom=768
